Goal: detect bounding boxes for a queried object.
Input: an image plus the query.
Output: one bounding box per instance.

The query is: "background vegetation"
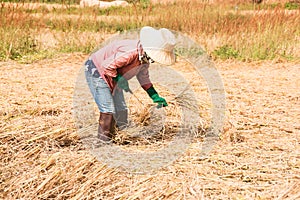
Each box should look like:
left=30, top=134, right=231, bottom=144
left=0, top=0, right=299, bottom=62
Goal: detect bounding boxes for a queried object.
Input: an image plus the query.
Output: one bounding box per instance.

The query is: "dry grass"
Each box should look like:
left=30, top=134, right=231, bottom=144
left=113, top=87, right=183, bottom=145
left=1, top=52, right=299, bottom=199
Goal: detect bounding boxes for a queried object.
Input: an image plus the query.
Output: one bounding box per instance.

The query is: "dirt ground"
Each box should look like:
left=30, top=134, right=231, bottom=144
left=0, top=53, right=299, bottom=199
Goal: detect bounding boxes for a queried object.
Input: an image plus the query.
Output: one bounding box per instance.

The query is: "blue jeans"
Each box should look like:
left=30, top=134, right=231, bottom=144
left=84, top=60, right=127, bottom=114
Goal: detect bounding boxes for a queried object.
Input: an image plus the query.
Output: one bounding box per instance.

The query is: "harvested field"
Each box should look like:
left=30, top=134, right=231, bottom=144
left=0, top=52, right=299, bottom=199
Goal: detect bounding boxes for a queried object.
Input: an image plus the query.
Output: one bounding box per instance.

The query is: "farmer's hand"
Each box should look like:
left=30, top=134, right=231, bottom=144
left=146, top=86, right=168, bottom=107
left=113, top=74, right=130, bottom=92
left=151, top=94, right=168, bottom=107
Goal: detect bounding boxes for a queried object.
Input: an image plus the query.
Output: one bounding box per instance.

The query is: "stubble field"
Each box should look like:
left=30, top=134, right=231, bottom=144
left=1, top=53, right=299, bottom=199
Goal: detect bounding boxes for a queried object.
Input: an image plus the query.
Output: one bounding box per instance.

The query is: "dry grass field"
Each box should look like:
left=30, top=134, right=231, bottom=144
left=1, top=53, right=299, bottom=199
left=1, top=0, right=300, bottom=199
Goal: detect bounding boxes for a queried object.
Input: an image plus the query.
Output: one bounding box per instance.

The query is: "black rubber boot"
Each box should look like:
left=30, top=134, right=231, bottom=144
left=114, top=109, right=128, bottom=130
left=98, top=112, right=114, bottom=142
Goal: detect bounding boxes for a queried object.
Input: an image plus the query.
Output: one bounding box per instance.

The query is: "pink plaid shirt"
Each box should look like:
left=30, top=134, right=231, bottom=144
left=91, top=39, right=152, bottom=92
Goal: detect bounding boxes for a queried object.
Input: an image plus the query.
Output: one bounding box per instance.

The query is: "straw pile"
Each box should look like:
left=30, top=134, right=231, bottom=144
left=1, top=53, right=299, bottom=199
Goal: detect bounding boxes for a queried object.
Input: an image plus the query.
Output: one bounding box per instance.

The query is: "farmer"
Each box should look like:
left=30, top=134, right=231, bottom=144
left=84, top=26, right=176, bottom=142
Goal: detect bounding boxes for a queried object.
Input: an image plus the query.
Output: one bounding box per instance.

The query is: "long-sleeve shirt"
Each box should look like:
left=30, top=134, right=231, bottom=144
left=91, top=39, right=152, bottom=92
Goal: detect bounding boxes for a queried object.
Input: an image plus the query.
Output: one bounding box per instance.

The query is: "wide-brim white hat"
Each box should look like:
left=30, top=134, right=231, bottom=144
left=140, top=26, right=176, bottom=65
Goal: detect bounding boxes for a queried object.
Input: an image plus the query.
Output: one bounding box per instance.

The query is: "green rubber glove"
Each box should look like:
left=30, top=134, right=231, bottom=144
left=113, top=74, right=130, bottom=92
left=146, top=86, right=168, bottom=107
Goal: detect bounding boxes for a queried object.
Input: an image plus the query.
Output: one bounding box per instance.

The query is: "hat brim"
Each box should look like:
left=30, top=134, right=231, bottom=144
left=144, top=48, right=175, bottom=65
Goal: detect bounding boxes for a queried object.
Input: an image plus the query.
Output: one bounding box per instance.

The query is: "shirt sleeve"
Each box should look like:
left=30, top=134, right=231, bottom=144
left=136, top=64, right=153, bottom=90
left=101, top=51, right=136, bottom=78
